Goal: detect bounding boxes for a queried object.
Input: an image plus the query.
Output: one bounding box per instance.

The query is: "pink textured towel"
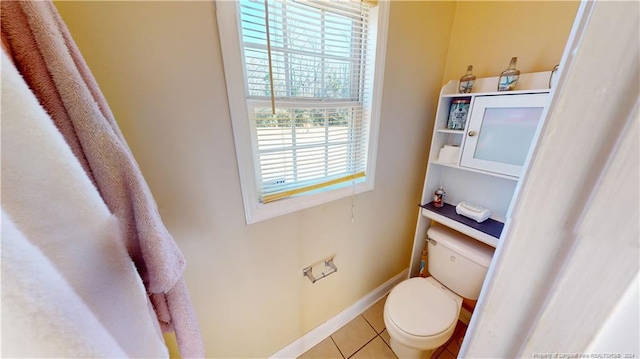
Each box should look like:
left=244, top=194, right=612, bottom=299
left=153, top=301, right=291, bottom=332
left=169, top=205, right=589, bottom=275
left=1, top=1, right=204, bottom=357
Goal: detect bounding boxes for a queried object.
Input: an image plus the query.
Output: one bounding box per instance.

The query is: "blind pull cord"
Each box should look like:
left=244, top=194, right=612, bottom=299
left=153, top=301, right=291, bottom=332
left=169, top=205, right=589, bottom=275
left=264, top=0, right=276, bottom=114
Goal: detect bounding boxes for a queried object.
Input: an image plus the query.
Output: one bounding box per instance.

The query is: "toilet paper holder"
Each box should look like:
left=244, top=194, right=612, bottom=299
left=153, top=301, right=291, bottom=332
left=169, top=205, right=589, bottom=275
left=303, top=257, right=338, bottom=283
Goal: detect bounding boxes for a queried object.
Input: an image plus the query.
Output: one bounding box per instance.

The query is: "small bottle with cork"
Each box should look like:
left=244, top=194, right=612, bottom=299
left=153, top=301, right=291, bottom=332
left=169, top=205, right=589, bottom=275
left=433, top=186, right=445, bottom=208
left=458, top=65, right=476, bottom=93
left=498, top=57, right=521, bottom=91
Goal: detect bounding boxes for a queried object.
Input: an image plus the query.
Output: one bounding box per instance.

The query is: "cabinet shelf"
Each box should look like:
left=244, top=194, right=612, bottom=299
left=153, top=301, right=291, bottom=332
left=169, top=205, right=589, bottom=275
left=436, top=129, right=465, bottom=135
left=429, top=161, right=519, bottom=181
left=420, top=202, right=502, bottom=248
left=441, top=88, right=550, bottom=98
left=439, top=72, right=552, bottom=96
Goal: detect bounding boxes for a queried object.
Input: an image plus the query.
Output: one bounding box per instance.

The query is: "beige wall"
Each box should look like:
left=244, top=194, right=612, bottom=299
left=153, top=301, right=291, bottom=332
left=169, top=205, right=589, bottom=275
left=442, top=1, right=579, bottom=84
left=54, top=1, right=456, bottom=357
left=54, top=1, right=577, bottom=357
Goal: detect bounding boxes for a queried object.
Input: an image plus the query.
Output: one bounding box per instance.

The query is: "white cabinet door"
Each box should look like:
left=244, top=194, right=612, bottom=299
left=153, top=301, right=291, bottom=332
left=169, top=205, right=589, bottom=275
left=460, top=93, right=549, bottom=177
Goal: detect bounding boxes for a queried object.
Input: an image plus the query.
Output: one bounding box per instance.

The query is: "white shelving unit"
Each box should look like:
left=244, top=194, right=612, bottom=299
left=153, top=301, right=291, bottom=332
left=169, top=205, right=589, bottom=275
left=408, top=71, right=552, bottom=277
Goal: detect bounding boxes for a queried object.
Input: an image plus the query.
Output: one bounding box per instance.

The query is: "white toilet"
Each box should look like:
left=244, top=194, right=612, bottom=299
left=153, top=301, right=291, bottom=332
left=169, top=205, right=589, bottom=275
left=383, top=223, right=495, bottom=359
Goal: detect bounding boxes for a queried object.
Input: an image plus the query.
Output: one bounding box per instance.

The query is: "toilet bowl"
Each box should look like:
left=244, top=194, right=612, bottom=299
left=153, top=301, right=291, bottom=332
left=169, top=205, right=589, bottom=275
left=383, top=223, right=495, bottom=359
left=383, top=277, right=462, bottom=359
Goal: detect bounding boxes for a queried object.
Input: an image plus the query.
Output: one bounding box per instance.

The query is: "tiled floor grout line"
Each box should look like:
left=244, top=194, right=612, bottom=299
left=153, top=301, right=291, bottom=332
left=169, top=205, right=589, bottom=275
left=361, top=314, right=374, bottom=331
left=378, top=333, right=398, bottom=359
left=346, top=315, right=378, bottom=359
left=380, top=333, right=396, bottom=356
left=357, top=313, right=397, bottom=359
left=345, top=333, right=382, bottom=359
left=328, top=335, right=346, bottom=359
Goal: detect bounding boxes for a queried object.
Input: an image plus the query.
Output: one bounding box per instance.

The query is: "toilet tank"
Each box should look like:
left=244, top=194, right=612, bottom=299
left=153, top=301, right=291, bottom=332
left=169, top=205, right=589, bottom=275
left=427, top=223, right=495, bottom=300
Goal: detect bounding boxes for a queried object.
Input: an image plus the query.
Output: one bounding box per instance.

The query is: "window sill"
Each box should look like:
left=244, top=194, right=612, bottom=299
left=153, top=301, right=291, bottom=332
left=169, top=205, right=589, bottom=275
left=244, top=180, right=373, bottom=224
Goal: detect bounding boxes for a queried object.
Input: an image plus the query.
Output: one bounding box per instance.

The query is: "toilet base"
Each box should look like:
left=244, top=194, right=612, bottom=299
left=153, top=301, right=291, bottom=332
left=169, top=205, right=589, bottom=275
left=389, top=337, right=434, bottom=359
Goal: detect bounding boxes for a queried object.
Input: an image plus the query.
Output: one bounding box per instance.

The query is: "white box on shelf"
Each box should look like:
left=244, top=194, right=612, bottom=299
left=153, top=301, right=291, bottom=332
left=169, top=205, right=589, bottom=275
left=456, top=201, right=491, bottom=223
left=438, top=145, right=460, bottom=164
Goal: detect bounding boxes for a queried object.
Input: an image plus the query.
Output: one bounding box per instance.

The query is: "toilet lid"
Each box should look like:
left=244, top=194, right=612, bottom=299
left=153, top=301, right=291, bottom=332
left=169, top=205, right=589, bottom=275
left=387, top=278, right=458, bottom=337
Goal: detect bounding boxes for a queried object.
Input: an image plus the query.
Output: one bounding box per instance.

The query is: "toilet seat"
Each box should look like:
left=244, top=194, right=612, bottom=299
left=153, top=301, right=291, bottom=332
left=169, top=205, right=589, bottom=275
left=387, top=277, right=459, bottom=338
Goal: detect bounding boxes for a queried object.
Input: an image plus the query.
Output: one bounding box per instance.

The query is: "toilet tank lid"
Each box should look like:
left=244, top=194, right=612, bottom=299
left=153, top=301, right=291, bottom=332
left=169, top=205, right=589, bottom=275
left=427, top=224, right=495, bottom=268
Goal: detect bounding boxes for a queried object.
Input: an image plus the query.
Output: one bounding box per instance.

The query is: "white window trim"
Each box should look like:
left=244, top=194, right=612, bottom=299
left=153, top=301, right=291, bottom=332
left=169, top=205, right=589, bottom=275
left=216, top=0, right=389, bottom=224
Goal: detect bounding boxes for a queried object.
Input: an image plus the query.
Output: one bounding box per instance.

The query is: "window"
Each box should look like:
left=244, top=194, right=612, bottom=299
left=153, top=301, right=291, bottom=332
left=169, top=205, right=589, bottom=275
left=217, top=0, right=388, bottom=223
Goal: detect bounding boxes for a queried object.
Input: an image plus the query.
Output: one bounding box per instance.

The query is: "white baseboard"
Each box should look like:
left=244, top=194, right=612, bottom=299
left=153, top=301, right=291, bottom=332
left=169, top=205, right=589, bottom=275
left=270, top=268, right=409, bottom=359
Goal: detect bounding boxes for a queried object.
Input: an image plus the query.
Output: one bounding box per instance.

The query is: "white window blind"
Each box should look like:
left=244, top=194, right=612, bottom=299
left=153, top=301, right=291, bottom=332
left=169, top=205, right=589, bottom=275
left=238, top=0, right=375, bottom=203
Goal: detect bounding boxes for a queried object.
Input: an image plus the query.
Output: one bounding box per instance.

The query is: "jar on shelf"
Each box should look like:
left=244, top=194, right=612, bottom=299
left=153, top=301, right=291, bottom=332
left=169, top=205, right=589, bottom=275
left=447, top=98, right=471, bottom=130
left=458, top=65, right=476, bottom=93
left=498, top=57, right=520, bottom=91
left=433, top=187, right=445, bottom=208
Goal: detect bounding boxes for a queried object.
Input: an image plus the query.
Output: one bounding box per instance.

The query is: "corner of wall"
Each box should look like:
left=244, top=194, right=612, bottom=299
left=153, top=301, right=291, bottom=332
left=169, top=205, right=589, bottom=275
left=440, top=0, right=459, bottom=87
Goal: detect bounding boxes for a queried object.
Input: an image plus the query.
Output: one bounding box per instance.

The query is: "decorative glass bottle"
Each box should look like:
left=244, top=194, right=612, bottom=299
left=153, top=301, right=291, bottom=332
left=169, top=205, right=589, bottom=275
left=458, top=65, right=476, bottom=93
left=498, top=57, right=520, bottom=91
left=433, top=186, right=445, bottom=208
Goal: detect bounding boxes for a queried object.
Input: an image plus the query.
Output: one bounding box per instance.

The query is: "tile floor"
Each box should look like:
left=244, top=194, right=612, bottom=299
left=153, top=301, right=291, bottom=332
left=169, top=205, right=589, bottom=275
left=298, top=296, right=468, bottom=359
